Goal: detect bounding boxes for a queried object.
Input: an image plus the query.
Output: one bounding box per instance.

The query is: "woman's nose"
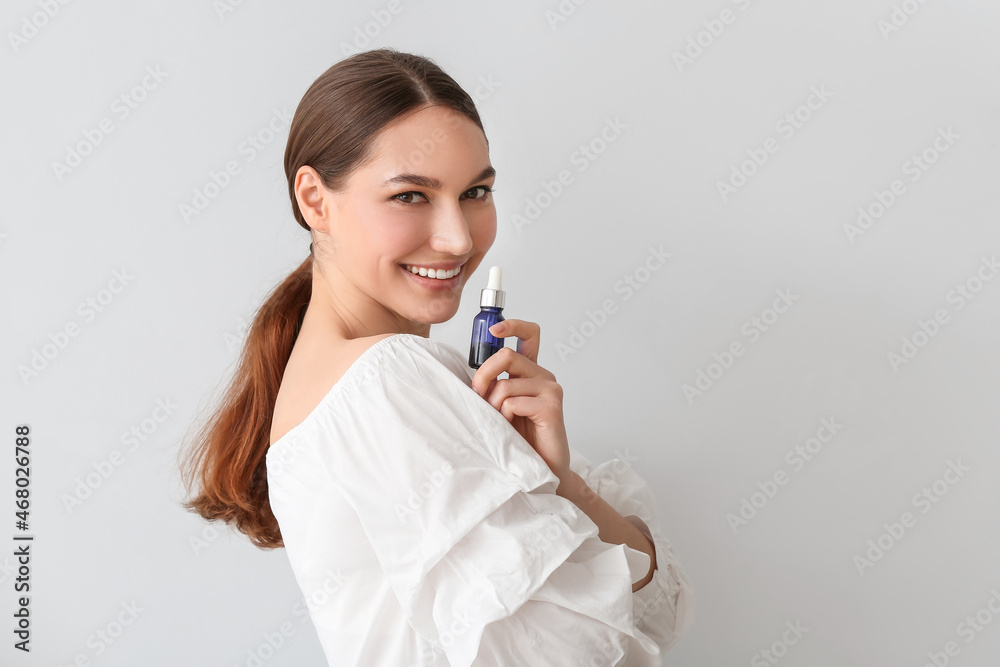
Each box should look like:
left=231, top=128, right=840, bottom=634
left=429, top=204, right=474, bottom=255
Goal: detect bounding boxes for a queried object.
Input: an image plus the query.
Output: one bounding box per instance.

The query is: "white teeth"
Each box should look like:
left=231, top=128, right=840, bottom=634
left=403, top=264, right=463, bottom=279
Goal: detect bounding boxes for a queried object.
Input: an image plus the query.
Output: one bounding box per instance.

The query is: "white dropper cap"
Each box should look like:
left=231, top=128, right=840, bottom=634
left=480, top=265, right=505, bottom=308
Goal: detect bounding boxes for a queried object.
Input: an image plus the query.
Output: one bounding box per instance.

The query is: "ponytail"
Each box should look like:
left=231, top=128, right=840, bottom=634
left=178, top=255, right=311, bottom=549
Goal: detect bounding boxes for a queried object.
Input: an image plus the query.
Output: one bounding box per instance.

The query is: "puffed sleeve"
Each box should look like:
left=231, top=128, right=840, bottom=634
left=308, top=337, right=690, bottom=666
left=569, top=450, right=695, bottom=656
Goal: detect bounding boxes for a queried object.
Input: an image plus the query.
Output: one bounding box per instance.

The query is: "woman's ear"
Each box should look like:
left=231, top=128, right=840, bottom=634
left=295, top=166, right=330, bottom=231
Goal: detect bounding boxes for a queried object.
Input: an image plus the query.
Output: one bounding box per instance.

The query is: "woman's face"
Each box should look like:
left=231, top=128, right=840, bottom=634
left=299, top=104, right=497, bottom=335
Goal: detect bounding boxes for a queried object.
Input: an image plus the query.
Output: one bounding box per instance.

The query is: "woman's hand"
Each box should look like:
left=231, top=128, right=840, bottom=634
left=470, top=319, right=571, bottom=485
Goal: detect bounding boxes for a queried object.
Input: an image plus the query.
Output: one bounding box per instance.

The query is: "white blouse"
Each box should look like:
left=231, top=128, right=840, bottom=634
left=266, top=333, right=693, bottom=666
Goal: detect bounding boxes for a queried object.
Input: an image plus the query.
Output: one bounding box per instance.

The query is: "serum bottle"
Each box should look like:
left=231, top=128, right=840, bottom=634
left=469, top=265, right=506, bottom=368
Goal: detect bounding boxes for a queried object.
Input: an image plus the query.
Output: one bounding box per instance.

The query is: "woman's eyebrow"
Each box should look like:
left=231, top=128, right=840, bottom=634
left=382, top=165, right=496, bottom=190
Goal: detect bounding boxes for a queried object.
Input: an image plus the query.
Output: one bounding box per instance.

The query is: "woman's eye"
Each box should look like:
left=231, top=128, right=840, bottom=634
left=392, top=191, right=427, bottom=205
left=464, top=186, right=494, bottom=201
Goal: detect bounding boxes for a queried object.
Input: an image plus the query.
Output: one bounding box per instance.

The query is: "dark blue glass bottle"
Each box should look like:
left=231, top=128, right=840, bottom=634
left=469, top=266, right=506, bottom=368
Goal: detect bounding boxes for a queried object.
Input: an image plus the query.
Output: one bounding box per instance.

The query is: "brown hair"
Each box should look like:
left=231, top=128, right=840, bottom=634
left=177, top=48, right=487, bottom=549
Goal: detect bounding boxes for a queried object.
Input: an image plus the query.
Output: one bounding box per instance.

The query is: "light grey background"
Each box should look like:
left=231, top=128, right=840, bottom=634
left=3, top=1, right=999, bottom=665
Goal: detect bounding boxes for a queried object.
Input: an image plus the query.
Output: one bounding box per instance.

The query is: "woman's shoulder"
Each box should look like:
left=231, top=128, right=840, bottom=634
left=269, top=332, right=397, bottom=446
left=384, top=334, right=475, bottom=384
left=269, top=332, right=470, bottom=446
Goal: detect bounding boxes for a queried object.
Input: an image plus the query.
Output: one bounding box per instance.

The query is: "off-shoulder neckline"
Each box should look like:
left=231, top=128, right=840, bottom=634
left=268, top=333, right=451, bottom=450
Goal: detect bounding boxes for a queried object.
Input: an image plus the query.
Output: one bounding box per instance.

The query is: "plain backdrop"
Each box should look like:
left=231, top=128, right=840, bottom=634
left=3, top=1, right=999, bottom=665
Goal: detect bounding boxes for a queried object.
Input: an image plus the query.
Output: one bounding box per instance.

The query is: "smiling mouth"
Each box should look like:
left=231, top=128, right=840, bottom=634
left=399, top=262, right=465, bottom=280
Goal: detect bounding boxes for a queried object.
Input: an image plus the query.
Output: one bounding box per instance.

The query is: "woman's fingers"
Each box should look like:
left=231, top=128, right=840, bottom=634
left=482, top=377, right=542, bottom=412
left=488, top=318, right=541, bottom=363
left=472, top=346, right=555, bottom=397
left=489, top=380, right=564, bottom=427
left=471, top=347, right=517, bottom=397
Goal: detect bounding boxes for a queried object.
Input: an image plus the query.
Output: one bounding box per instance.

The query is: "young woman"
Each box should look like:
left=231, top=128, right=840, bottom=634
left=180, top=48, right=692, bottom=666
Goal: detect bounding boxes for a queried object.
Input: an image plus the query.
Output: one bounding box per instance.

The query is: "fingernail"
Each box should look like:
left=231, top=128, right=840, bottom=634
left=490, top=322, right=504, bottom=334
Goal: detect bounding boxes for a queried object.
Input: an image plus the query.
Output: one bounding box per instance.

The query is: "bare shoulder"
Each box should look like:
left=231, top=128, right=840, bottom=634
left=268, top=332, right=398, bottom=446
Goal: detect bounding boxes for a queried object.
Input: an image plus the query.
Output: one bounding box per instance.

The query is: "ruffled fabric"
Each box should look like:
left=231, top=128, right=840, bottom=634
left=267, top=333, right=692, bottom=666
left=570, top=451, right=695, bottom=661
